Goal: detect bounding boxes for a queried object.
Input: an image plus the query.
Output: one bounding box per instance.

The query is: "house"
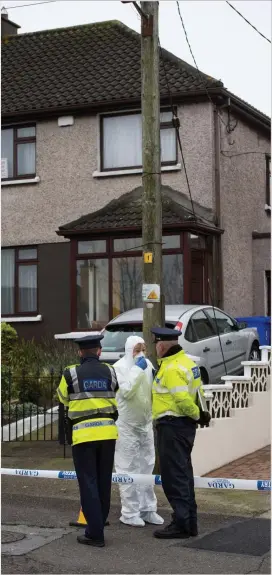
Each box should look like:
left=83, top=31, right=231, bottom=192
left=1, top=14, right=271, bottom=340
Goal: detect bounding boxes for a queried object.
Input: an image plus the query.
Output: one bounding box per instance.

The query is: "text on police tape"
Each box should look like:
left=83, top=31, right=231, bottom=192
left=257, top=480, right=271, bottom=491
left=207, top=479, right=235, bottom=489
left=15, top=469, right=39, bottom=477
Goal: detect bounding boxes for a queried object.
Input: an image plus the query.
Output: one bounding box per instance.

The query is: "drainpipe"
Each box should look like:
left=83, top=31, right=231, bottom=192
left=214, top=107, right=223, bottom=308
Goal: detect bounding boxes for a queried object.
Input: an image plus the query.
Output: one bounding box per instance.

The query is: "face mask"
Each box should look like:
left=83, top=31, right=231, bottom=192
left=133, top=351, right=145, bottom=363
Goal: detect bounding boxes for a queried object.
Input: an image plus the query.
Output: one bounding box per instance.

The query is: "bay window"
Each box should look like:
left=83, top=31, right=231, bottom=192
left=75, top=235, right=184, bottom=329
left=101, top=110, right=177, bottom=171
left=1, top=126, right=36, bottom=180
left=1, top=247, right=38, bottom=315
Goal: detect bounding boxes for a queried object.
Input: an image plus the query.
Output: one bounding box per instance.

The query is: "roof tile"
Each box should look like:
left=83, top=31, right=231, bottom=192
left=58, top=186, right=216, bottom=234
left=2, top=20, right=222, bottom=116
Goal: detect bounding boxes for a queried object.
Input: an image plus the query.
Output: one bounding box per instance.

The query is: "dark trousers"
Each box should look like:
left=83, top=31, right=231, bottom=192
left=156, top=417, right=197, bottom=532
left=72, top=440, right=116, bottom=541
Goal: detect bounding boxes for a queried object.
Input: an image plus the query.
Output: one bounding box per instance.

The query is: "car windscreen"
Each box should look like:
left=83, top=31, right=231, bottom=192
left=101, top=322, right=176, bottom=352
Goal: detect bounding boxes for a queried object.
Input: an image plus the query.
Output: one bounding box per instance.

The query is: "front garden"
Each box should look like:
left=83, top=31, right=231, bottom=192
left=1, top=323, right=77, bottom=439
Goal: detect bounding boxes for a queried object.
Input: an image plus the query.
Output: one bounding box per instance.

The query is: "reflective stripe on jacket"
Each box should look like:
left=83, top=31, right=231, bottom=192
left=57, top=358, right=119, bottom=445
left=152, top=349, right=203, bottom=422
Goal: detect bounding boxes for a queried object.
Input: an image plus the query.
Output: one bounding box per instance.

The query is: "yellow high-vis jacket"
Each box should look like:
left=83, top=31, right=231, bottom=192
left=152, top=349, right=203, bottom=422
left=57, top=359, right=119, bottom=445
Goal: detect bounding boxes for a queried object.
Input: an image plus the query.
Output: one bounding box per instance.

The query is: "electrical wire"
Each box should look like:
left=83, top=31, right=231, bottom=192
left=158, top=39, right=197, bottom=222
left=160, top=5, right=228, bottom=373
left=175, top=0, right=232, bottom=132
left=221, top=150, right=268, bottom=158
left=226, top=1, right=271, bottom=44
left=1, top=0, right=58, bottom=10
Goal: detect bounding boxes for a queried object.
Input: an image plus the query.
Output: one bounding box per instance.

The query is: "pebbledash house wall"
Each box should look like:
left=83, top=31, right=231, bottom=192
left=2, top=100, right=270, bottom=337
left=1, top=101, right=214, bottom=338
left=219, top=112, right=270, bottom=317
left=1, top=101, right=215, bottom=247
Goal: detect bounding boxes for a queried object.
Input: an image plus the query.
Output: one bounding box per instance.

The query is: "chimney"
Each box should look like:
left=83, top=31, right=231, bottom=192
left=1, top=9, right=20, bottom=37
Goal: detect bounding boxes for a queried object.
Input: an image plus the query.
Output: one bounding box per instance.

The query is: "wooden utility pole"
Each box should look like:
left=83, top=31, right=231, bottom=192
left=141, top=1, right=163, bottom=365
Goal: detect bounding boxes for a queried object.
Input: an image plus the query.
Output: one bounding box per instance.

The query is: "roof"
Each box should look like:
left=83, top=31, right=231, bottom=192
left=1, top=19, right=222, bottom=117
left=2, top=19, right=269, bottom=129
left=58, top=185, right=221, bottom=236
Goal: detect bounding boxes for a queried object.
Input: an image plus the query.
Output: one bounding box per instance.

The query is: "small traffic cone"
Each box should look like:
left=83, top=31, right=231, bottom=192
left=69, top=507, right=86, bottom=527
left=69, top=507, right=110, bottom=527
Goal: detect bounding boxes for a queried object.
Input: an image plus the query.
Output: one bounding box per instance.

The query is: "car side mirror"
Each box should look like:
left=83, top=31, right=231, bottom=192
left=236, top=321, right=247, bottom=330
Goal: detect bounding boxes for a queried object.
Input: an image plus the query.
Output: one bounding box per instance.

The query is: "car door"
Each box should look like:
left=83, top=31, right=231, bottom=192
left=204, top=308, right=246, bottom=375
left=183, top=310, right=223, bottom=384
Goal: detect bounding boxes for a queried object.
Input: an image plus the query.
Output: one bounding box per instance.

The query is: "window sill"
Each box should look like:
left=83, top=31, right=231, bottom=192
left=93, top=164, right=182, bottom=178
left=1, top=315, right=42, bottom=323
left=1, top=176, right=40, bottom=187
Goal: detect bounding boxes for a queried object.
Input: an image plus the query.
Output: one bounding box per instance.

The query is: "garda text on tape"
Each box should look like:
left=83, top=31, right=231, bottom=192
left=142, top=284, right=160, bottom=303
left=1, top=469, right=270, bottom=491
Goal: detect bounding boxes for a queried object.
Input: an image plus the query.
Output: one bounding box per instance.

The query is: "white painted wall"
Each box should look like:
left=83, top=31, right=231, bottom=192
left=192, top=390, right=271, bottom=476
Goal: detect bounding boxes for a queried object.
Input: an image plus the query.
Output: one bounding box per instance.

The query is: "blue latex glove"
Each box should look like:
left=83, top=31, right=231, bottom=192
left=135, top=356, right=148, bottom=370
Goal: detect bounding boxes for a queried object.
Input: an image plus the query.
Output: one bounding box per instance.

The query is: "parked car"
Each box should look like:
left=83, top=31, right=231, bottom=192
left=100, top=305, right=260, bottom=384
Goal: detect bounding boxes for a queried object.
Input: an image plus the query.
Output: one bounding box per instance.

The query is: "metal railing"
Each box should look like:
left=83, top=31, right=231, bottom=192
left=1, top=368, right=63, bottom=442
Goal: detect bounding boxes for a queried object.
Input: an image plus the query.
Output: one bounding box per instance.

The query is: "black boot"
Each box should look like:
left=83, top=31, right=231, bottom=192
left=153, top=522, right=190, bottom=539
left=190, top=524, right=198, bottom=537
left=77, top=534, right=105, bottom=547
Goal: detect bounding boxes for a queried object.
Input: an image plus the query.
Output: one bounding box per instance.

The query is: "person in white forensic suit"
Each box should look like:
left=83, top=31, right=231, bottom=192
left=114, top=335, right=164, bottom=527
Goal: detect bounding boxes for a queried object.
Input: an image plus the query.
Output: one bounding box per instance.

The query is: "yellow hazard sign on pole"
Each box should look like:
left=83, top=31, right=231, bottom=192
left=142, top=284, right=160, bottom=302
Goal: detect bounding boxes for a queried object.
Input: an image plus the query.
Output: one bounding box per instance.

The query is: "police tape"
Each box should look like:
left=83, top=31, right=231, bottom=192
left=1, top=468, right=271, bottom=491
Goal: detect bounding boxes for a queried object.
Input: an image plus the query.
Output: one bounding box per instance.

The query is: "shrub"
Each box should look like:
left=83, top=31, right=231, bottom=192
left=1, top=323, right=18, bottom=366
left=16, top=371, right=61, bottom=407
left=1, top=366, right=13, bottom=404
left=2, top=335, right=77, bottom=407
left=2, top=402, right=44, bottom=419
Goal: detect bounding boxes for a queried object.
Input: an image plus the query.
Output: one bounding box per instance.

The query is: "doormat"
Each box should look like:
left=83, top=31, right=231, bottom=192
left=180, top=518, right=271, bottom=557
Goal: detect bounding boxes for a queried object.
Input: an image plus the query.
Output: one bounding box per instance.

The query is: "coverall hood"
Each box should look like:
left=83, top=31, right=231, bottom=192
left=124, top=335, right=145, bottom=368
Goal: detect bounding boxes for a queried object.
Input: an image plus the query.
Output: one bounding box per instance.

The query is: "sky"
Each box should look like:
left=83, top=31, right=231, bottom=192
left=1, top=0, right=271, bottom=116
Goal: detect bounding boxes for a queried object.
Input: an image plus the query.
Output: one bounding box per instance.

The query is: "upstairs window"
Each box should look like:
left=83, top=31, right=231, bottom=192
left=1, top=247, right=38, bottom=315
left=1, top=126, right=36, bottom=180
left=101, top=110, right=177, bottom=171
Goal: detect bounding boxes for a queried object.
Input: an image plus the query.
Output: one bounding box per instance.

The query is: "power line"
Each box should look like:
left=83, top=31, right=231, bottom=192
left=1, top=0, right=58, bottom=10
left=175, top=1, right=233, bottom=132
left=221, top=150, right=268, bottom=158
left=129, top=1, right=222, bottom=228
left=158, top=38, right=197, bottom=222
left=226, top=1, right=271, bottom=44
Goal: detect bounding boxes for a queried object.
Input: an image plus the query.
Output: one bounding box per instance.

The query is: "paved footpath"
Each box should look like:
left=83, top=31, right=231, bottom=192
left=2, top=475, right=271, bottom=575
left=207, top=446, right=271, bottom=480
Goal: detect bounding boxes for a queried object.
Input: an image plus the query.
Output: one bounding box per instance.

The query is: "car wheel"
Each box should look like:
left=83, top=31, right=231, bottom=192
left=249, top=344, right=261, bottom=361
left=200, top=367, right=209, bottom=385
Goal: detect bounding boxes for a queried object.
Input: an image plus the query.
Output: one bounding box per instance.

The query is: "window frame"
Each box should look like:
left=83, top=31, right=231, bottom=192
left=1, top=246, right=38, bottom=316
left=188, top=309, right=217, bottom=342
left=73, top=232, right=183, bottom=330
left=99, top=108, right=178, bottom=172
left=203, top=307, right=236, bottom=335
left=1, top=124, right=36, bottom=181
left=266, top=154, right=271, bottom=208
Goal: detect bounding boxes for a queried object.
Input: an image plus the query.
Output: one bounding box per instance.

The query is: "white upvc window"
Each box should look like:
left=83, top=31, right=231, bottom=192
left=1, top=125, right=36, bottom=181
left=100, top=109, right=177, bottom=171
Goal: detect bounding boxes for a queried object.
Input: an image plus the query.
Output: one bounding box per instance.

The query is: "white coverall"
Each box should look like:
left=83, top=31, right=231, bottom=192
left=114, top=336, right=164, bottom=527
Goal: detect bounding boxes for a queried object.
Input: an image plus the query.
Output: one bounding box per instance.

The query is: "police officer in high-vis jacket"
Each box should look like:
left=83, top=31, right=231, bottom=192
left=57, top=335, right=119, bottom=548
left=150, top=327, right=211, bottom=540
